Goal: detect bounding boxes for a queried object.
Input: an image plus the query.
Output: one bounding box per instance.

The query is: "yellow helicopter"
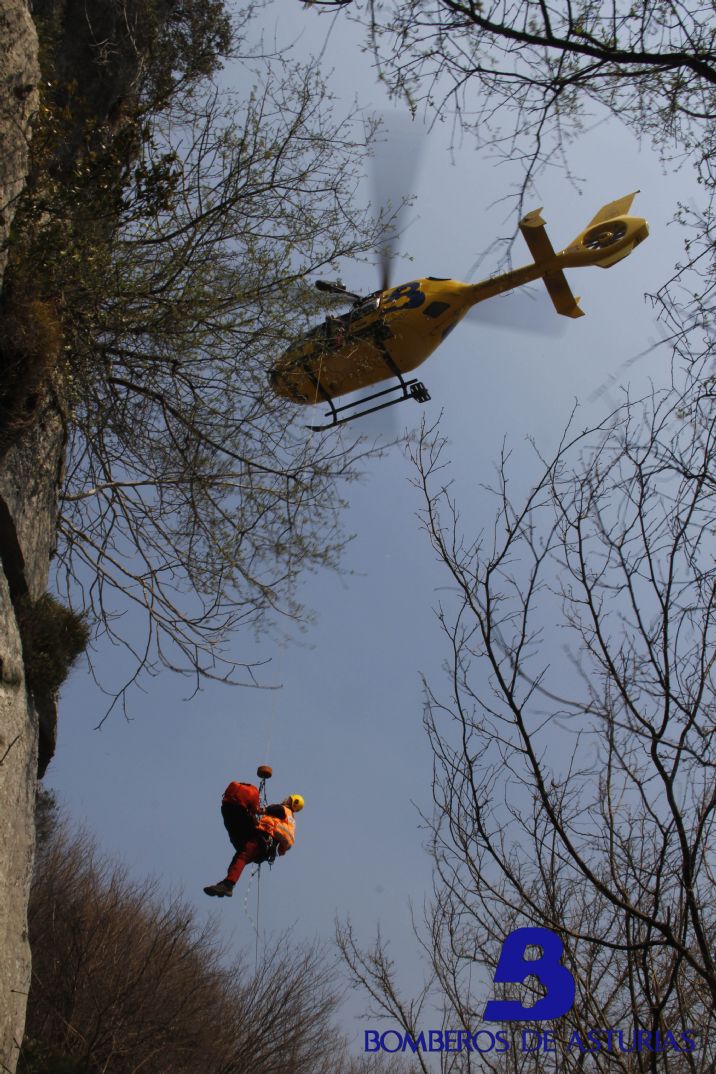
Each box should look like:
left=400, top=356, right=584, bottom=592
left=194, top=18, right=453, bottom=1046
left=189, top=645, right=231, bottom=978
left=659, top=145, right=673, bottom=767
left=269, top=192, right=649, bottom=431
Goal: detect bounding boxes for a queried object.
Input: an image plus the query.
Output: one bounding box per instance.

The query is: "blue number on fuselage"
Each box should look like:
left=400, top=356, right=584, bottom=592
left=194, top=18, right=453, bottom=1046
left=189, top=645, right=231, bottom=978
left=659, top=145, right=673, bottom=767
left=385, top=281, right=425, bottom=310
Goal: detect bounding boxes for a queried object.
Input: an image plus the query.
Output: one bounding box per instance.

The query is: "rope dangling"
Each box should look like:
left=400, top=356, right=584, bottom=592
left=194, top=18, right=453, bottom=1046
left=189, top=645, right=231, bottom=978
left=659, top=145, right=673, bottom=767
left=255, top=865, right=261, bottom=971
left=242, top=864, right=261, bottom=970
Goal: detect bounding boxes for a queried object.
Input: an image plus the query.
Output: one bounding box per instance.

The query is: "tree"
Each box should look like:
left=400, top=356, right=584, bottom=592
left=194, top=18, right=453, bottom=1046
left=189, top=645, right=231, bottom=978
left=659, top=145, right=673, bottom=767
left=20, top=804, right=400, bottom=1074
left=313, top=0, right=715, bottom=353
left=339, top=366, right=716, bottom=1070
left=339, top=0, right=715, bottom=188
left=1, top=0, right=384, bottom=720
left=51, top=62, right=381, bottom=713
left=353, top=2, right=714, bottom=154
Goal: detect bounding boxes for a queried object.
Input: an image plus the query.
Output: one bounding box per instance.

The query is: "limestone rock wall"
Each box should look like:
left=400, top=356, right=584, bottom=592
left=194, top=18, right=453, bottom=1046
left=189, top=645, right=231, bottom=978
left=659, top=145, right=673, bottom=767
left=0, top=398, right=66, bottom=778
left=0, top=400, right=65, bottom=605
left=0, top=2, right=41, bottom=1070
left=0, top=398, right=63, bottom=1072
left=0, top=0, right=39, bottom=283
left=0, top=580, right=36, bottom=1074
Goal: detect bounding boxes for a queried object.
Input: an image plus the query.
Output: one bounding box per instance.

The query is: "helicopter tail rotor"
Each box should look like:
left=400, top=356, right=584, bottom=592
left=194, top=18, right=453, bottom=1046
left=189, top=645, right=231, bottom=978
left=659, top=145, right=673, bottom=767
left=560, top=192, right=649, bottom=270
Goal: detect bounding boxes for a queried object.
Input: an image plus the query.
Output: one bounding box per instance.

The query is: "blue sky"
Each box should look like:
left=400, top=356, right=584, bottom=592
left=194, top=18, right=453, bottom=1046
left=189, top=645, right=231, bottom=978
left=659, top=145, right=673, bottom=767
left=47, top=0, right=699, bottom=1052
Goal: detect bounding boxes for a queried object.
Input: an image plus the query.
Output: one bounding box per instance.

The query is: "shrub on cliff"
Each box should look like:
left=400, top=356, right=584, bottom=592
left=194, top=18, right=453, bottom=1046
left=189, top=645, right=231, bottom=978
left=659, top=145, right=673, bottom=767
left=16, top=594, right=89, bottom=700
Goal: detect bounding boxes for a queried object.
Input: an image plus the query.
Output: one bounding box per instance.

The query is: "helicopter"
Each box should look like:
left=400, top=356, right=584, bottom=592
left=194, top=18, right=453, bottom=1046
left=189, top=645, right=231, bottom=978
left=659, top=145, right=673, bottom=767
left=268, top=192, right=649, bottom=431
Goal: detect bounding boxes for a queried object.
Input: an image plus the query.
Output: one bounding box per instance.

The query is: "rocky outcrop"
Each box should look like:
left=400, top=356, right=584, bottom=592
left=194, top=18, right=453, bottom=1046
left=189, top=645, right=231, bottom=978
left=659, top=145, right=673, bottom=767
left=0, top=2, right=41, bottom=1070
left=0, top=399, right=65, bottom=605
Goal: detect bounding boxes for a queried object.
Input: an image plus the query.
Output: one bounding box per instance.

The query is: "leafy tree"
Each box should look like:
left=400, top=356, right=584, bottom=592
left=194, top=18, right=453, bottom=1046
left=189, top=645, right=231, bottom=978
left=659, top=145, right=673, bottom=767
left=1, top=0, right=383, bottom=716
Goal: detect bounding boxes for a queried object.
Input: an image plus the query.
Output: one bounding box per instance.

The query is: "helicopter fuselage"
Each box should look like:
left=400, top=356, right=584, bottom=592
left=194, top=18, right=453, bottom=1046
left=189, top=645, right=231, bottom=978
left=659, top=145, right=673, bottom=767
left=269, top=277, right=481, bottom=405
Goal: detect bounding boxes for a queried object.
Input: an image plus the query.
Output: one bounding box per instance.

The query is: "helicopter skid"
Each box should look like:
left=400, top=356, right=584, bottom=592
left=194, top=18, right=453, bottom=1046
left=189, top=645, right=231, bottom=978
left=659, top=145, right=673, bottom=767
left=307, top=378, right=431, bottom=432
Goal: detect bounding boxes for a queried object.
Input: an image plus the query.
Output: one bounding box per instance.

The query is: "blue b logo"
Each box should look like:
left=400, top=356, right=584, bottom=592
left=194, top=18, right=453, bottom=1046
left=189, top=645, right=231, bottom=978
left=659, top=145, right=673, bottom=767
left=483, top=927, right=575, bottom=1022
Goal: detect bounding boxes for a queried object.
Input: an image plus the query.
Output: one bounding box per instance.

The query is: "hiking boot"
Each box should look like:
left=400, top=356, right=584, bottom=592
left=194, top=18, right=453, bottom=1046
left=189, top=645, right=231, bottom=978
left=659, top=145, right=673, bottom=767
left=203, top=880, right=234, bottom=898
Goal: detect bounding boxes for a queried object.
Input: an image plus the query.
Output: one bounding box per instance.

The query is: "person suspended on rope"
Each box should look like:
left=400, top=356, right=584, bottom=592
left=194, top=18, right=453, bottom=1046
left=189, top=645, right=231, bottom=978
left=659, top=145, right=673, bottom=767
left=203, top=784, right=304, bottom=898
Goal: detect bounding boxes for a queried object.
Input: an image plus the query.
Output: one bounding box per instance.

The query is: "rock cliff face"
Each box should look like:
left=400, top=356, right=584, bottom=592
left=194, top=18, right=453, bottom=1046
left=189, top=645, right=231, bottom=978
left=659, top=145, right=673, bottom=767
left=0, top=0, right=38, bottom=284
left=0, top=2, right=42, bottom=1070
left=0, top=584, right=35, bottom=1074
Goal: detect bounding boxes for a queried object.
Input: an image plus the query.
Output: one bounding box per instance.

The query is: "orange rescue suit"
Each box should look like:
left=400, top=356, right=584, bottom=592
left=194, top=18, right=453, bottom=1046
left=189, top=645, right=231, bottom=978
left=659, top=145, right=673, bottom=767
left=256, top=805, right=295, bottom=856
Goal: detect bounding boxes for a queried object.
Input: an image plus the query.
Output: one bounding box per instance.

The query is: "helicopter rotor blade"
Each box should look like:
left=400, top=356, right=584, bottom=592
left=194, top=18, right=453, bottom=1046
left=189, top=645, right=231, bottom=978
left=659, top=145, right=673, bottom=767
left=378, top=245, right=392, bottom=296
left=372, top=112, right=424, bottom=292
left=465, top=287, right=567, bottom=336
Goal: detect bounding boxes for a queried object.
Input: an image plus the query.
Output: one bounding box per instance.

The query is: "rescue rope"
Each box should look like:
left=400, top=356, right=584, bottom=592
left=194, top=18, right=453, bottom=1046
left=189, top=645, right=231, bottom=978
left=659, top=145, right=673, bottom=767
left=255, top=865, right=261, bottom=971
left=242, top=865, right=261, bottom=969
left=262, top=644, right=283, bottom=792
left=250, top=640, right=288, bottom=972
left=253, top=674, right=279, bottom=973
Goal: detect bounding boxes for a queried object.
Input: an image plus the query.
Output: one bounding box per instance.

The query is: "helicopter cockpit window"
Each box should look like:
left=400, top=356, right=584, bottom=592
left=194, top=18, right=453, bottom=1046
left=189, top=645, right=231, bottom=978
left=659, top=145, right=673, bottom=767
left=302, top=296, right=379, bottom=342
left=350, top=296, right=380, bottom=320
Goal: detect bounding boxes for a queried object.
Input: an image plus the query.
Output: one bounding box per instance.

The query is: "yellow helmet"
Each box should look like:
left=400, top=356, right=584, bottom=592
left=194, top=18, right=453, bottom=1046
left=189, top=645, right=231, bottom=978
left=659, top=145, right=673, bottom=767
left=288, top=794, right=304, bottom=813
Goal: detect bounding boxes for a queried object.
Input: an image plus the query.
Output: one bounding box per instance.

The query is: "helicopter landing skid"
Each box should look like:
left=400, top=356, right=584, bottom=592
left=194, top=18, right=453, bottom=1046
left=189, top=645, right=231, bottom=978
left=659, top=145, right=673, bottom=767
left=307, top=379, right=431, bottom=432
